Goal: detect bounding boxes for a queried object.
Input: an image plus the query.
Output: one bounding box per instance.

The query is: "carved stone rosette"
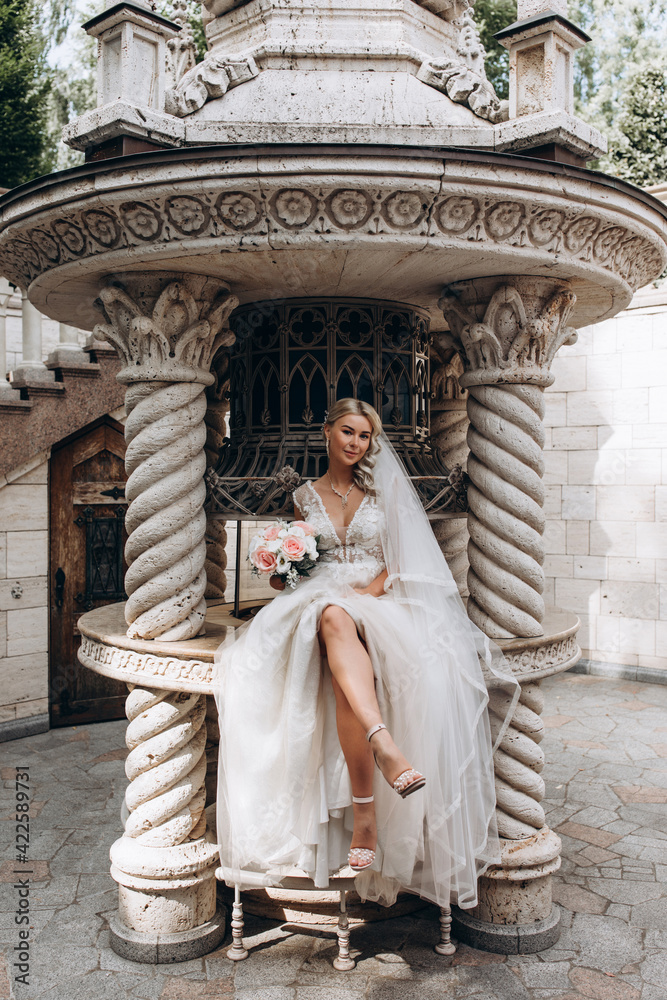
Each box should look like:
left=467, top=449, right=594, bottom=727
left=439, top=276, right=575, bottom=639
left=94, top=273, right=237, bottom=641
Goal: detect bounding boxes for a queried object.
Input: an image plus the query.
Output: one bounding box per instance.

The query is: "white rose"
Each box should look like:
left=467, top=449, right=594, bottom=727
left=305, top=536, right=318, bottom=559
left=265, top=538, right=283, bottom=554
left=289, top=525, right=306, bottom=539
left=275, top=551, right=290, bottom=574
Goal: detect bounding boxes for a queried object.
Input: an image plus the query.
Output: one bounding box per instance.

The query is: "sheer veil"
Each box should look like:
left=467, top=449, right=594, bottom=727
left=374, top=430, right=519, bottom=749
left=351, top=431, right=521, bottom=907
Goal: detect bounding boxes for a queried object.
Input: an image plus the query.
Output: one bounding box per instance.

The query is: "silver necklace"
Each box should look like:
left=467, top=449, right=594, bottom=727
left=328, top=473, right=354, bottom=509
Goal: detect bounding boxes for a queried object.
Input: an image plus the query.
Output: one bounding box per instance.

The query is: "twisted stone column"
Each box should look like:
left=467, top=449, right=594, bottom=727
left=109, top=683, right=223, bottom=958
left=439, top=277, right=575, bottom=639
left=121, top=687, right=207, bottom=844
left=439, top=277, right=579, bottom=954
left=430, top=345, right=469, bottom=595
left=95, top=273, right=238, bottom=640
left=93, top=273, right=237, bottom=961
left=489, top=682, right=545, bottom=840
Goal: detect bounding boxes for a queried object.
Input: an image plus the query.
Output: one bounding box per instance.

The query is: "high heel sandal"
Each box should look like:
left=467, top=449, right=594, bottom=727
left=347, top=795, right=376, bottom=873
left=366, top=723, right=426, bottom=798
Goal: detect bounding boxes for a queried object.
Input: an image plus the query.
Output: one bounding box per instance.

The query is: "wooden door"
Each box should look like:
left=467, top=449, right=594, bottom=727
left=49, top=417, right=128, bottom=726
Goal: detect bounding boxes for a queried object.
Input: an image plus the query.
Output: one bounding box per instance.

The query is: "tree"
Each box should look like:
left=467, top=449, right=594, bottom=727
left=0, top=0, right=52, bottom=188
left=566, top=0, right=667, bottom=180
left=473, top=0, right=516, bottom=100
left=605, top=64, right=667, bottom=187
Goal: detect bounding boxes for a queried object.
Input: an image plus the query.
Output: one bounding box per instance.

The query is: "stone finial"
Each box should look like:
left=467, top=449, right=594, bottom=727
left=495, top=6, right=590, bottom=120
left=83, top=1, right=181, bottom=111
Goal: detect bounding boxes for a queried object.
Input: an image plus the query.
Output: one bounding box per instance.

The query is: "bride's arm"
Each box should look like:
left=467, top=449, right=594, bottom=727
left=354, top=569, right=389, bottom=598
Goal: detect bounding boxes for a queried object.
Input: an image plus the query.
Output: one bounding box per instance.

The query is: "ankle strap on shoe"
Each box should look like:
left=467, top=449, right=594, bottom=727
left=366, top=723, right=387, bottom=742
left=352, top=795, right=375, bottom=803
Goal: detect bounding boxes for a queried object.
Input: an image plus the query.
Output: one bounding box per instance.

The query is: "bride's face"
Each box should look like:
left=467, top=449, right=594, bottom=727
left=326, top=414, right=373, bottom=467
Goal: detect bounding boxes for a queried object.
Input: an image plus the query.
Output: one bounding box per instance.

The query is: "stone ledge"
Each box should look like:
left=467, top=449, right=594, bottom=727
left=0, top=713, right=49, bottom=743
left=63, top=101, right=186, bottom=152
left=569, top=657, right=667, bottom=687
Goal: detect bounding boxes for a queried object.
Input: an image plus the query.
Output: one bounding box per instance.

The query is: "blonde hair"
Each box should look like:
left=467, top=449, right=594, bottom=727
left=324, top=398, right=383, bottom=496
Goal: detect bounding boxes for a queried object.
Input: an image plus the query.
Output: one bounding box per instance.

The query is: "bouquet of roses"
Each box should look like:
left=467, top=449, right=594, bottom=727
left=248, top=519, right=321, bottom=589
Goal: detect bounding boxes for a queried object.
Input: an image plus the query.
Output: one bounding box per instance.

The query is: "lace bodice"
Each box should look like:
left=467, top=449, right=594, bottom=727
left=293, top=480, right=385, bottom=585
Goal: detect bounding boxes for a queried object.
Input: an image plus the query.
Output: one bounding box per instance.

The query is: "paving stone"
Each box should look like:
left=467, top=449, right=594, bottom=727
left=513, top=962, right=571, bottom=989
left=235, top=990, right=295, bottom=1000
left=569, top=807, right=621, bottom=828
left=295, top=988, right=366, bottom=1000
left=569, top=915, right=643, bottom=974
left=552, top=883, right=607, bottom=915
left=605, top=905, right=631, bottom=921
left=130, top=978, right=172, bottom=1000
left=585, top=880, right=662, bottom=906
left=159, top=976, right=234, bottom=997
left=625, top=896, right=667, bottom=929
left=29, top=970, right=149, bottom=1000
left=638, top=987, right=667, bottom=1000
left=556, top=823, right=623, bottom=849
left=569, top=966, right=641, bottom=999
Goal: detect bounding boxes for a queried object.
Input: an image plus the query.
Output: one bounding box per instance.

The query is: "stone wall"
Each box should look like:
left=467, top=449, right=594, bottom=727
left=543, top=286, right=667, bottom=675
left=0, top=452, right=50, bottom=729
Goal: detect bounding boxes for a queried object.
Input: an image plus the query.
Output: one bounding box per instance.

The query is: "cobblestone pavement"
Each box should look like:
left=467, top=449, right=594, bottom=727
left=0, top=671, right=666, bottom=1000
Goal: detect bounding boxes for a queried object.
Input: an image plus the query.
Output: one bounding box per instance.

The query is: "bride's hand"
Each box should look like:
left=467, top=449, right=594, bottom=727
left=269, top=575, right=286, bottom=591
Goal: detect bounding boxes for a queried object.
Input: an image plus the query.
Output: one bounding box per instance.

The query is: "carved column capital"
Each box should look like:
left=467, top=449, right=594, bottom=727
left=94, top=273, right=238, bottom=385
left=94, top=272, right=238, bottom=642
left=438, top=276, right=576, bottom=389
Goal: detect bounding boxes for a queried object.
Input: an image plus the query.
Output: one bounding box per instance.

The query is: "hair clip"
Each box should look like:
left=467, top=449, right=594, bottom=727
left=323, top=409, right=329, bottom=423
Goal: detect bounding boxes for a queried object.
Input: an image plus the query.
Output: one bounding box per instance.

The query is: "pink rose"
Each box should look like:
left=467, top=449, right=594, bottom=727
left=264, top=524, right=282, bottom=541
left=292, top=520, right=316, bottom=536
left=282, top=534, right=306, bottom=560
left=250, top=547, right=278, bottom=574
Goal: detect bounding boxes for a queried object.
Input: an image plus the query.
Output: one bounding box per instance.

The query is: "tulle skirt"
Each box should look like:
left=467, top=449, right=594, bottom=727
left=214, top=560, right=503, bottom=910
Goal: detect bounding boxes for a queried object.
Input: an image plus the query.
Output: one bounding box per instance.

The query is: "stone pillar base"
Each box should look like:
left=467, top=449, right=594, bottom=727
left=109, top=908, right=226, bottom=964
left=451, top=904, right=560, bottom=955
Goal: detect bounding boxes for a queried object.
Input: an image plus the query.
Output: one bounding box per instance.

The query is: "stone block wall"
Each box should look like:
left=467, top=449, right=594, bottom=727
left=543, top=288, right=667, bottom=674
left=0, top=452, right=50, bottom=727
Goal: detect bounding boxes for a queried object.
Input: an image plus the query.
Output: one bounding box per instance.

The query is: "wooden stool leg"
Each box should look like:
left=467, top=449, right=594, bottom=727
left=434, top=904, right=456, bottom=956
left=227, top=884, right=249, bottom=961
left=333, top=890, right=355, bottom=971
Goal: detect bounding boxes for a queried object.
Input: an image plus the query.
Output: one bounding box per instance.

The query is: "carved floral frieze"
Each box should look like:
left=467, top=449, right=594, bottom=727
left=0, top=180, right=663, bottom=294
left=78, top=635, right=215, bottom=692
left=502, top=635, right=581, bottom=681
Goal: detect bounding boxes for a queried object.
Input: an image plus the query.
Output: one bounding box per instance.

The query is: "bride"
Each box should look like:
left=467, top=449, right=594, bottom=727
left=214, top=398, right=519, bottom=910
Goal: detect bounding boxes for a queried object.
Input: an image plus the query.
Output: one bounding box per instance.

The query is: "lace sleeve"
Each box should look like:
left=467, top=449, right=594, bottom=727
left=292, top=482, right=309, bottom=518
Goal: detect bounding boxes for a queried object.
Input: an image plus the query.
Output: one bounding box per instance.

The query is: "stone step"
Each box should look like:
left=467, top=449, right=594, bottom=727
left=46, top=361, right=103, bottom=380
left=9, top=377, right=66, bottom=398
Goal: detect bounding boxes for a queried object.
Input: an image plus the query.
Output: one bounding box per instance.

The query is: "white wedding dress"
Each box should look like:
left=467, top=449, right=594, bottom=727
left=215, top=459, right=518, bottom=911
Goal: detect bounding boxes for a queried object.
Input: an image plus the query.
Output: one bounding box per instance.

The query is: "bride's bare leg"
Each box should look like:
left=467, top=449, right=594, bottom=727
left=319, top=605, right=412, bottom=786
left=330, top=674, right=377, bottom=861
